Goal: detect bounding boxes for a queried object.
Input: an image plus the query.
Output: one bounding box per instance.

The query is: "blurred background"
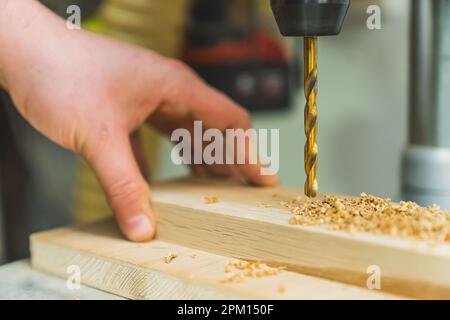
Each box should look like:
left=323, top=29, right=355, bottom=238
left=0, top=0, right=409, bottom=263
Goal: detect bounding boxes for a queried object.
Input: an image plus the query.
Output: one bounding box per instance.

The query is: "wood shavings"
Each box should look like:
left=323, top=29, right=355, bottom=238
left=222, top=272, right=244, bottom=283
left=278, top=285, right=286, bottom=294
left=282, top=193, right=450, bottom=243
left=222, top=260, right=284, bottom=283
left=258, top=202, right=273, bottom=208
left=164, top=253, right=178, bottom=264
left=202, top=196, right=219, bottom=204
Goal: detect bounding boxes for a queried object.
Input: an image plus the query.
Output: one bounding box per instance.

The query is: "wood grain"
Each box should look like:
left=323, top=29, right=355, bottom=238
left=31, top=220, right=398, bottom=300
left=150, top=178, right=450, bottom=299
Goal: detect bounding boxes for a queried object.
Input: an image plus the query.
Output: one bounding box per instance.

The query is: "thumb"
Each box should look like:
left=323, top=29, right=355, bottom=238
left=85, top=133, right=155, bottom=242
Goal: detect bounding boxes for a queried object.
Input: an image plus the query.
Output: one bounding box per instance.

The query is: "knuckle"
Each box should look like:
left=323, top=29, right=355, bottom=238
left=107, top=178, right=143, bottom=210
left=81, top=122, right=115, bottom=160
left=166, top=58, right=190, bottom=73
left=241, top=109, right=252, bottom=125
left=230, top=108, right=251, bottom=129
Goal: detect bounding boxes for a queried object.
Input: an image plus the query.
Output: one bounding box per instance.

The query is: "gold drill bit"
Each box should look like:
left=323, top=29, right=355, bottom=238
left=303, top=37, right=318, bottom=198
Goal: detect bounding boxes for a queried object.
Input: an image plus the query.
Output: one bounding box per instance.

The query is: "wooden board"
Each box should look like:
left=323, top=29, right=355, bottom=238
left=147, top=178, right=450, bottom=299
left=0, top=261, right=123, bottom=300
left=31, top=220, right=400, bottom=300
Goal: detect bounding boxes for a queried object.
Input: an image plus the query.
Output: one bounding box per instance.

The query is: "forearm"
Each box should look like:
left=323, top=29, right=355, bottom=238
left=0, top=0, right=63, bottom=93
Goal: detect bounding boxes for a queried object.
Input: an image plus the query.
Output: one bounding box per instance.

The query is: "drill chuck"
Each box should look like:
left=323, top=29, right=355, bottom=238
left=271, top=0, right=351, bottom=36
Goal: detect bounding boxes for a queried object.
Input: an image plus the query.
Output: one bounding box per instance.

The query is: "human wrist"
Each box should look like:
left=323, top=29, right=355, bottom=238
left=0, top=0, right=13, bottom=89
left=0, top=0, right=57, bottom=91
left=0, top=0, right=64, bottom=101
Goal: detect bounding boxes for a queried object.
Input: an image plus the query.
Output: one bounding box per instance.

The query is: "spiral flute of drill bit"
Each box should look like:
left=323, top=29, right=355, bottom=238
left=303, top=37, right=318, bottom=198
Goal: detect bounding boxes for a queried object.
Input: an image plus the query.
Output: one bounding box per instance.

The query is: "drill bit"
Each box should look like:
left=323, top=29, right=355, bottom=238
left=303, top=37, right=318, bottom=198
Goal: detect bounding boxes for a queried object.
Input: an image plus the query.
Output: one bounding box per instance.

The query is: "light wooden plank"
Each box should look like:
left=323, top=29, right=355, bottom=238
left=0, top=261, right=123, bottom=300
left=150, top=178, right=450, bottom=299
left=31, top=220, right=399, bottom=300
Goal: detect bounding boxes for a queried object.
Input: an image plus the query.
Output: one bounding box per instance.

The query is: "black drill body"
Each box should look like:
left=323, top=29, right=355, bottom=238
left=271, top=0, right=350, bottom=36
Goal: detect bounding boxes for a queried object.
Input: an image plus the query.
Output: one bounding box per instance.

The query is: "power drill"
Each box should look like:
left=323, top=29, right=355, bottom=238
left=270, top=0, right=351, bottom=197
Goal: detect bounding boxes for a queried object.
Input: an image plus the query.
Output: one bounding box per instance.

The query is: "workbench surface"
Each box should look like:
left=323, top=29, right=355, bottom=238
left=0, top=260, right=123, bottom=300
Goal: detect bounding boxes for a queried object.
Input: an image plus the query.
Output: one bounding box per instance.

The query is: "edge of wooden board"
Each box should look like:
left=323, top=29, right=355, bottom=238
left=150, top=178, right=450, bottom=299
left=30, top=221, right=402, bottom=300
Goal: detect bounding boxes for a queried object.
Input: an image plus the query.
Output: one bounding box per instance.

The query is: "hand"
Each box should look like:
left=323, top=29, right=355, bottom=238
left=0, top=0, right=278, bottom=241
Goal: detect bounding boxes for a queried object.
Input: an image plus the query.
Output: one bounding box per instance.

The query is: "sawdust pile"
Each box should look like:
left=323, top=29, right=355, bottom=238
left=222, top=261, right=285, bottom=283
left=281, top=193, right=450, bottom=243
left=164, top=252, right=178, bottom=264
left=202, top=196, right=219, bottom=204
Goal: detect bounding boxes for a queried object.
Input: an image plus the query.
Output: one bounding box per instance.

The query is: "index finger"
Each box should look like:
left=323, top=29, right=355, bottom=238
left=162, top=66, right=279, bottom=186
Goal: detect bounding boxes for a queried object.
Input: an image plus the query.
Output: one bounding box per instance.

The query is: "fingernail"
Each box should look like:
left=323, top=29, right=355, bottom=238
left=125, top=214, right=153, bottom=241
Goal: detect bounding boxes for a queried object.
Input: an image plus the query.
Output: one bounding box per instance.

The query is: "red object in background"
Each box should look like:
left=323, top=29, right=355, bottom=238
left=183, top=1, right=300, bottom=113
left=183, top=30, right=290, bottom=65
